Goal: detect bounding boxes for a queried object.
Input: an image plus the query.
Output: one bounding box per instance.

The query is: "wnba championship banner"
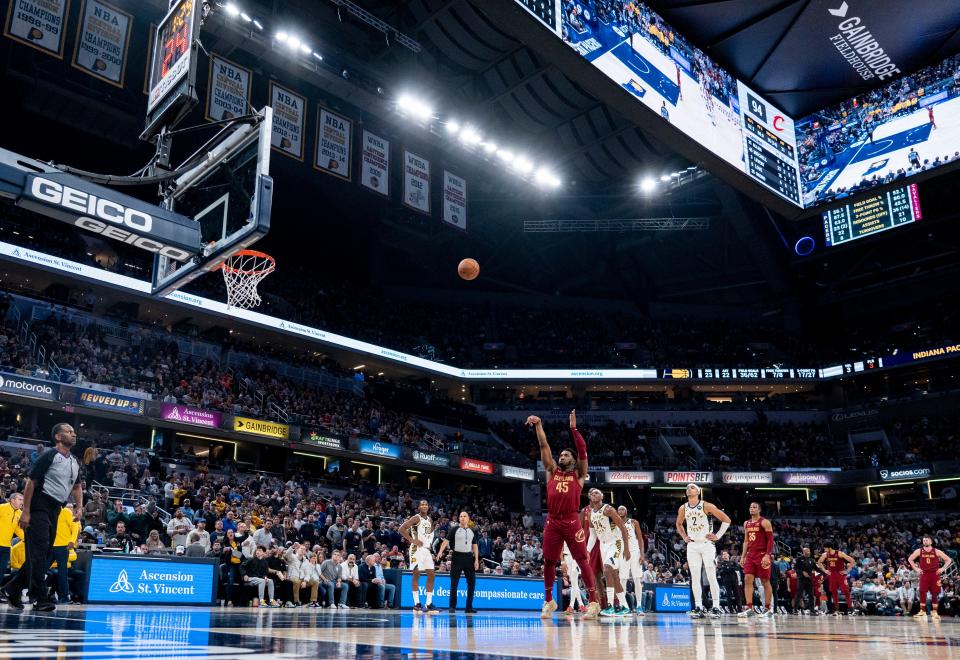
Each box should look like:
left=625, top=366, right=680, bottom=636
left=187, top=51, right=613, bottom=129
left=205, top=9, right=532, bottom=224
left=315, top=107, right=352, bottom=180
left=269, top=82, right=306, bottom=161
left=442, top=170, right=467, bottom=230
left=402, top=151, right=430, bottom=214
left=4, top=0, right=70, bottom=57
left=72, top=0, right=132, bottom=87
left=360, top=130, right=389, bottom=196
left=205, top=54, right=251, bottom=122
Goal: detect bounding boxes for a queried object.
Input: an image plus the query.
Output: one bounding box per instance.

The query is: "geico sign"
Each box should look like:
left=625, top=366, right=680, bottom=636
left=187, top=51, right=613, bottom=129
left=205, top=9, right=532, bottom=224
left=0, top=375, right=54, bottom=396
left=29, top=178, right=192, bottom=262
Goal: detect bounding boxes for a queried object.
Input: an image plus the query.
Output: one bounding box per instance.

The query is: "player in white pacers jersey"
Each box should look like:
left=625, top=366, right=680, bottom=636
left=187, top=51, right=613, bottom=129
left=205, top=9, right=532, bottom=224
left=617, top=506, right=646, bottom=615
left=586, top=488, right=631, bottom=617
left=399, top=499, right=438, bottom=614
left=561, top=542, right=586, bottom=614
left=675, top=483, right=731, bottom=619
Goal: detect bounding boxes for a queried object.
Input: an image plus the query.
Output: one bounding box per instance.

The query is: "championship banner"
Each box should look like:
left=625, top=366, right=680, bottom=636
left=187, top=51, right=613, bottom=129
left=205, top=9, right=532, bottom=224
left=315, top=107, right=352, bottom=180
left=269, top=82, right=306, bottom=161
left=442, top=170, right=466, bottom=230
left=4, top=0, right=70, bottom=57
left=663, top=471, right=713, bottom=485
left=233, top=416, right=289, bottom=440
left=360, top=130, right=389, bottom=196
left=72, top=0, right=132, bottom=87
left=402, top=150, right=430, bottom=214
left=205, top=54, right=251, bottom=122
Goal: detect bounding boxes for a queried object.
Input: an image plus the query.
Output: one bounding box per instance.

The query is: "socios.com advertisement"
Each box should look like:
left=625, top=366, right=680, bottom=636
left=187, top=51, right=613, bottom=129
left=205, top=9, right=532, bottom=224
left=400, top=572, right=544, bottom=611
left=86, top=556, right=218, bottom=605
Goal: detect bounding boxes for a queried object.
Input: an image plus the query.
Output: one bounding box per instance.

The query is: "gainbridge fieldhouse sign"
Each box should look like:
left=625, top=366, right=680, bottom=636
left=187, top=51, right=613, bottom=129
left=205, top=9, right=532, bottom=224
left=232, top=416, right=289, bottom=440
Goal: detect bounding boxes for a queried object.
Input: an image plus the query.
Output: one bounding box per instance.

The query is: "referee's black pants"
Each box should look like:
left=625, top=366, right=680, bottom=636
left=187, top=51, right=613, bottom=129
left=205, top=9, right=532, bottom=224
left=797, top=578, right=814, bottom=611
left=7, top=492, right=60, bottom=603
left=449, top=552, right=476, bottom=610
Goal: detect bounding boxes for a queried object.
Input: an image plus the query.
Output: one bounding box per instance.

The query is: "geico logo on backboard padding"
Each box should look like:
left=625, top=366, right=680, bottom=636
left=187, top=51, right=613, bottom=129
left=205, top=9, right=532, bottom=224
left=234, top=416, right=289, bottom=439
left=0, top=374, right=56, bottom=399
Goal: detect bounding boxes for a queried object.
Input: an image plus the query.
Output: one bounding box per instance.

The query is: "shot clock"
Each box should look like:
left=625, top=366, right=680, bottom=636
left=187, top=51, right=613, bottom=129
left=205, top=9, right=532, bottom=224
left=143, top=0, right=203, bottom=140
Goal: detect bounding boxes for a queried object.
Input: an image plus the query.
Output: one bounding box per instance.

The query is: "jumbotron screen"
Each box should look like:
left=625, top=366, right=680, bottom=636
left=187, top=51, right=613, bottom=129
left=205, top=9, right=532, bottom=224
left=529, top=1, right=804, bottom=207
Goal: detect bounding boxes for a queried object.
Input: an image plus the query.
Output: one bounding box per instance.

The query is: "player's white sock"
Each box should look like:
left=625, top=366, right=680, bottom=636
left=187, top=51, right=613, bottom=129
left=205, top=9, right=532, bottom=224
left=616, top=592, right=628, bottom=608
left=606, top=588, right=615, bottom=606
left=425, top=591, right=433, bottom=606
left=412, top=591, right=420, bottom=605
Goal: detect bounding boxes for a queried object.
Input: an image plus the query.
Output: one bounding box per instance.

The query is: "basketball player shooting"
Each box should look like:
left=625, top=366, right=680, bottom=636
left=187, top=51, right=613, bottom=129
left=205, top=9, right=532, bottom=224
left=529, top=410, right=600, bottom=619
left=399, top=499, right=438, bottom=614
left=675, top=483, right=730, bottom=618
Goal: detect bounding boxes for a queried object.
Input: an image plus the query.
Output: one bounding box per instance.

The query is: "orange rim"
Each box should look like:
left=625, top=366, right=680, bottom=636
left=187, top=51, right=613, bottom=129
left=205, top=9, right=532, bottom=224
left=216, top=249, right=276, bottom=276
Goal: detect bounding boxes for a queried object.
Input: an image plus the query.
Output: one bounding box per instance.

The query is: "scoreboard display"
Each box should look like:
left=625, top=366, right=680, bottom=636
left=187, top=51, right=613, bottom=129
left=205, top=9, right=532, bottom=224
left=822, top=184, right=922, bottom=247
left=513, top=0, right=561, bottom=35
left=143, top=0, right=202, bottom=139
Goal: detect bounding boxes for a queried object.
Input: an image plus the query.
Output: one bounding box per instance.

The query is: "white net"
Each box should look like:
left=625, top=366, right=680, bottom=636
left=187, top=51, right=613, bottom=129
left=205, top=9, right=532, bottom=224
left=220, top=250, right=275, bottom=310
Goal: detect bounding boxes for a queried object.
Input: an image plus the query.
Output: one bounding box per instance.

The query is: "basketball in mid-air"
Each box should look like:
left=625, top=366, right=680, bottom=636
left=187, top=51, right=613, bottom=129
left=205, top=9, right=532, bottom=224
left=457, top=258, right=480, bottom=281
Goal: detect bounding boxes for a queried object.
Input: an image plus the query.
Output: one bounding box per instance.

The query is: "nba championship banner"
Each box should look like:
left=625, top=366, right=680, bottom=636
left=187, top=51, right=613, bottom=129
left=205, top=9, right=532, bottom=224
left=233, top=415, right=289, bottom=440
left=360, top=130, right=389, bottom=196
left=72, top=0, right=132, bottom=87
left=402, top=151, right=430, bottom=214
left=269, top=82, right=306, bottom=161
left=4, top=0, right=70, bottom=57
left=315, top=107, right=352, bottom=180
left=442, top=170, right=467, bottom=230
left=205, top=54, right=251, bottom=122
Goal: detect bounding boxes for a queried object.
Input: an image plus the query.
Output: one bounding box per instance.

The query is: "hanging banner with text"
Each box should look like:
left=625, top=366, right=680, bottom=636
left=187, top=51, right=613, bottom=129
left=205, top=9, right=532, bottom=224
left=72, top=0, right=132, bottom=87
left=442, top=170, right=467, bottom=230
left=314, top=107, right=352, bottom=180
left=205, top=54, right=251, bottom=122
left=4, top=0, right=71, bottom=57
left=403, top=150, right=430, bottom=214
left=269, top=82, right=306, bottom=161
left=360, top=130, right=390, bottom=196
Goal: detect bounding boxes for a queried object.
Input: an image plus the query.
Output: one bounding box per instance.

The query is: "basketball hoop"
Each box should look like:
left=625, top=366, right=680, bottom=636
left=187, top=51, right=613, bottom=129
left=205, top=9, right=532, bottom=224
left=217, top=249, right=276, bottom=309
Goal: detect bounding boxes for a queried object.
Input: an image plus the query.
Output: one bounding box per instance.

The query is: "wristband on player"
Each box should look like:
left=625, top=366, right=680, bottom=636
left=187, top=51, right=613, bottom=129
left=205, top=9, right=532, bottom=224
left=715, top=521, right=730, bottom=539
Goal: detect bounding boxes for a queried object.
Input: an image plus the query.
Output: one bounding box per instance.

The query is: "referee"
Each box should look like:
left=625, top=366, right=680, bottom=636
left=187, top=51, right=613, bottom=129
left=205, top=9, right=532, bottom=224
left=3, top=423, right=82, bottom=612
left=436, top=511, right=478, bottom=613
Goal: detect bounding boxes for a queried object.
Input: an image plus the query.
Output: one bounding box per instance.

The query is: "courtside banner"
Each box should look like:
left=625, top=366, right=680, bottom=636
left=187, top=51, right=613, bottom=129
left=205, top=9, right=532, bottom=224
left=0, top=372, right=58, bottom=401
left=663, top=471, right=713, bottom=484
left=315, top=107, right=352, bottom=180
left=4, top=0, right=70, bottom=58
left=400, top=572, right=543, bottom=610
left=460, top=457, right=494, bottom=475
left=205, top=54, right=251, bottom=122
left=360, top=130, right=390, bottom=196
left=402, top=150, right=430, bottom=214
left=605, top=471, right=655, bottom=484
left=72, top=0, right=131, bottom=87
left=358, top=439, right=401, bottom=459
left=77, top=389, right=145, bottom=415
left=269, top=82, right=306, bottom=161
left=85, top=554, right=217, bottom=605
left=721, top=472, right=772, bottom=484
left=233, top=415, right=289, bottom=440
left=442, top=170, right=467, bottom=230
left=647, top=583, right=692, bottom=612
left=501, top=464, right=535, bottom=481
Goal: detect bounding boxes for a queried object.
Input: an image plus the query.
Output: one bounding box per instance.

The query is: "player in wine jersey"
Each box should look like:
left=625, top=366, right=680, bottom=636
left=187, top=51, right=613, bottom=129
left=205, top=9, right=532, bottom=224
left=399, top=499, right=438, bottom=614
left=738, top=502, right=775, bottom=618
left=529, top=410, right=600, bottom=619
left=617, top=505, right=646, bottom=615
left=816, top=540, right=853, bottom=616
left=909, top=535, right=952, bottom=619
left=585, top=489, right=631, bottom=617
left=676, top=483, right=731, bottom=618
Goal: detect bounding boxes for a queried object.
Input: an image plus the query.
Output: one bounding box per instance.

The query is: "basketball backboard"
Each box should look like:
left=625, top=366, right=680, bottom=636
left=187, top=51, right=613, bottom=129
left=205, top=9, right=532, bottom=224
left=151, top=106, right=273, bottom=296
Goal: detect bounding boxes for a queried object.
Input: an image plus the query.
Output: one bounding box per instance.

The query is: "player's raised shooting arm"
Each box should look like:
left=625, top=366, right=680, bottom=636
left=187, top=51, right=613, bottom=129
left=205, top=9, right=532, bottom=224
left=528, top=416, right=556, bottom=475
left=398, top=514, right=419, bottom=546
left=569, top=410, right=588, bottom=480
